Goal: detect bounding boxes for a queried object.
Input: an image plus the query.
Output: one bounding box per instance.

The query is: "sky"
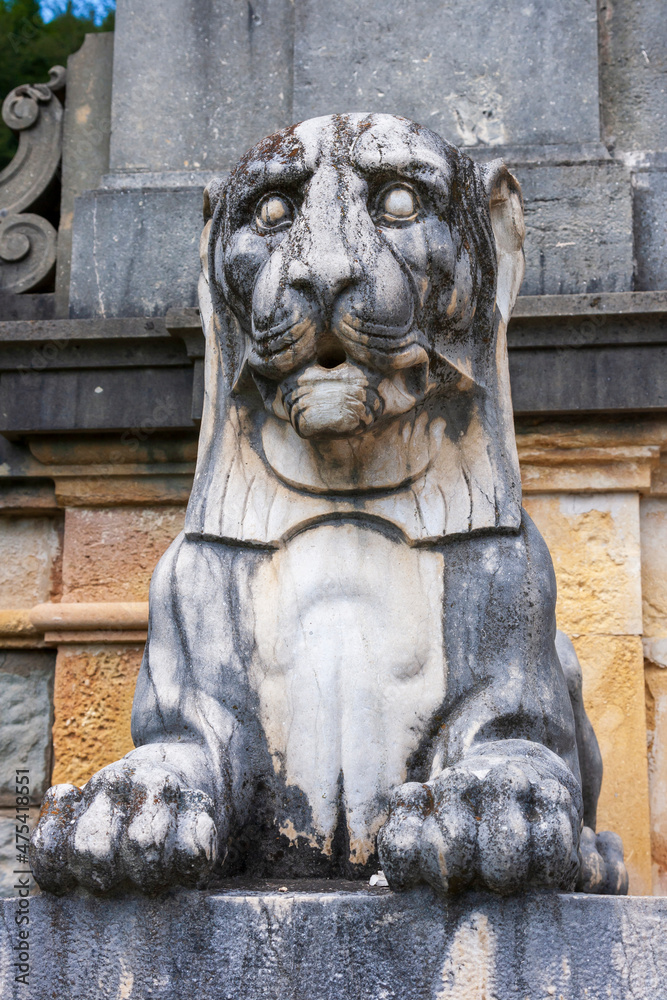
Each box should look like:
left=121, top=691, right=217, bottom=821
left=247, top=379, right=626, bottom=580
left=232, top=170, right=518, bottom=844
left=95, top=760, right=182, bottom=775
left=38, top=0, right=115, bottom=24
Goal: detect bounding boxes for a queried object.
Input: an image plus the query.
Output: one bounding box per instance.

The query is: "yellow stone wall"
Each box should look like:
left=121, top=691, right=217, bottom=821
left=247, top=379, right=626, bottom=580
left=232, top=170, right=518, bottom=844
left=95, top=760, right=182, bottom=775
left=523, top=493, right=652, bottom=894
left=518, top=421, right=667, bottom=895
left=640, top=494, right=667, bottom=893
left=1, top=419, right=666, bottom=895
left=52, top=506, right=184, bottom=785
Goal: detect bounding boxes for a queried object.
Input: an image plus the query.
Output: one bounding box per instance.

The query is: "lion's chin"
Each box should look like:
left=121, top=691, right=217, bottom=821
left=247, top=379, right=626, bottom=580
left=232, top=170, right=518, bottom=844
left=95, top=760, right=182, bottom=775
left=280, top=363, right=382, bottom=439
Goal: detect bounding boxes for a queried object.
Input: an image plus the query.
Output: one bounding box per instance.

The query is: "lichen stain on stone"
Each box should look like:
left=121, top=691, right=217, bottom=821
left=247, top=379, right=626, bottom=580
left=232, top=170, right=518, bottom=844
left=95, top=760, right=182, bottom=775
left=435, top=912, right=496, bottom=999
left=75, top=102, right=91, bottom=125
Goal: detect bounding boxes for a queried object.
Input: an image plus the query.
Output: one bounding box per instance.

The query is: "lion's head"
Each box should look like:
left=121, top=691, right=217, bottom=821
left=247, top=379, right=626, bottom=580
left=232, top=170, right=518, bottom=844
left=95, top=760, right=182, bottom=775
left=186, top=114, right=525, bottom=544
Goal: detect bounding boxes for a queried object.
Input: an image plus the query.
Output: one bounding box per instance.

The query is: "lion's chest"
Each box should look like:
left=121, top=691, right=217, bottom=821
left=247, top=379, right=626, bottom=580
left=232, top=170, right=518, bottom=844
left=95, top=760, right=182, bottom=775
left=249, top=522, right=445, bottom=863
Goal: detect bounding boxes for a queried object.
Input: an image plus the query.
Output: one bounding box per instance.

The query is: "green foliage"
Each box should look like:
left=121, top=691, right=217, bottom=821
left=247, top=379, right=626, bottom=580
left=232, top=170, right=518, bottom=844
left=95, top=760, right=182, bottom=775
left=0, top=0, right=115, bottom=170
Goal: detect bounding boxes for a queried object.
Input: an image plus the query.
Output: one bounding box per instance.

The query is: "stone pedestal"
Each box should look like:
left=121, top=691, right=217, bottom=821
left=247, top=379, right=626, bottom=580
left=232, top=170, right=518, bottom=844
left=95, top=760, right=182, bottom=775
left=1, top=885, right=666, bottom=999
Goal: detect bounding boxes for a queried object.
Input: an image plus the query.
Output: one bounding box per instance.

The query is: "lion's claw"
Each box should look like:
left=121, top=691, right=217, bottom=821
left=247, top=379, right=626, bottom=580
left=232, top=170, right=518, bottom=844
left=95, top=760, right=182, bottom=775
left=30, top=762, right=221, bottom=894
left=577, top=826, right=628, bottom=895
left=378, top=751, right=581, bottom=895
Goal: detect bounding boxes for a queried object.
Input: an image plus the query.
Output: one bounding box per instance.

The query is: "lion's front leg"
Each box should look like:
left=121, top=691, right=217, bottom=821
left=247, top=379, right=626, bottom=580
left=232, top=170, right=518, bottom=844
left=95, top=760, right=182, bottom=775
left=30, top=743, right=228, bottom=894
left=377, top=741, right=582, bottom=895
left=31, top=533, right=246, bottom=895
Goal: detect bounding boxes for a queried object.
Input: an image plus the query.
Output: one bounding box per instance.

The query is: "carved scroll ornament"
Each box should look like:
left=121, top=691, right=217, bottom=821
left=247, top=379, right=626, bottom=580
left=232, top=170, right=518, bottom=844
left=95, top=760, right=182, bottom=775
left=0, top=65, right=65, bottom=293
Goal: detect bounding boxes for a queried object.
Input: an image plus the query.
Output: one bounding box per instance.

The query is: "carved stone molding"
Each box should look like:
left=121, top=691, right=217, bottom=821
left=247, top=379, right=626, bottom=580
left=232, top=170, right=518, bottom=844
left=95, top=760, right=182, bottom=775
left=0, top=602, right=150, bottom=648
left=0, top=65, right=65, bottom=294
left=30, top=600, right=149, bottom=644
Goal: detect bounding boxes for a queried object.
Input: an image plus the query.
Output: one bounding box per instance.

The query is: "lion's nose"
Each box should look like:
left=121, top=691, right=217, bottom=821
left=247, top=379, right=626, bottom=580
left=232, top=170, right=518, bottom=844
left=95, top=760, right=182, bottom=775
left=287, top=253, right=358, bottom=313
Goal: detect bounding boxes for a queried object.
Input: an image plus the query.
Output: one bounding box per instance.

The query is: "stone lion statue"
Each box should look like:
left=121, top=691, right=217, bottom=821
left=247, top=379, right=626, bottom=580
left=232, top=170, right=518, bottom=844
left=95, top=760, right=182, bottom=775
left=31, top=114, right=627, bottom=897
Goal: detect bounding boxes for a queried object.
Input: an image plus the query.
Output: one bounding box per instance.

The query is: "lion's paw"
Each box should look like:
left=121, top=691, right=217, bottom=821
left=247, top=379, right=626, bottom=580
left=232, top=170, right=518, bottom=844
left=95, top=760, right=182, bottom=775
left=377, top=756, right=580, bottom=895
left=577, top=826, right=628, bottom=895
left=30, top=761, right=221, bottom=894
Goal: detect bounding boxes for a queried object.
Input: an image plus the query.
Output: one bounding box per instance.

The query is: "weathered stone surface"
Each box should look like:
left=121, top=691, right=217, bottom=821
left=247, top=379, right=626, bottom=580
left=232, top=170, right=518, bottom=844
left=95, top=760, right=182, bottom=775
left=109, top=0, right=293, bottom=173
left=51, top=645, right=143, bottom=788
left=2, top=887, right=667, bottom=999
left=67, top=0, right=633, bottom=319
left=641, top=497, right=667, bottom=639
left=516, top=162, right=634, bottom=295
left=3, top=302, right=666, bottom=425
left=519, top=446, right=658, bottom=494
left=599, top=0, right=667, bottom=151
left=523, top=493, right=643, bottom=635
left=641, top=489, right=667, bottom=894
left=109, top=0, right=601, bottom=176
left=522, top=495, right=651, bottom=893
left=572, top=635, right=652, bottom=895
left=645, top=665, right=667, bottom=894
left=53, top=476, right=193, bottom=508
left=0, top=810, right=36, bottom=898
left=0, top=652, right=55, bottom=806
left=0, top=364, right=197, bottom=435
left=68, top=160, right=636, bottom=318
left=293, top=0, right=601, bottom=148
left=56, top=32, right=113, bottom=317
left=0, top=292, right=56, bottom=321
left=509, top=341, right=667, bottom=412
left=61, top=507, right=185, bottom=602
left=69, top=187, right=203, bottom=318
left=633, top=163, right=667, bottom=291
left=0, top=517, right=62, bottom=610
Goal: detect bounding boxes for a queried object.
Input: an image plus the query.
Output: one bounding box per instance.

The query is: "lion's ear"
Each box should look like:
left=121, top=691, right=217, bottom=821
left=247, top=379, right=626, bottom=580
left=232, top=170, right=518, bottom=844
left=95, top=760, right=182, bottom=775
left=203, top=178, right=225, bottom=221
left=480, top=160, right=525, bottom=322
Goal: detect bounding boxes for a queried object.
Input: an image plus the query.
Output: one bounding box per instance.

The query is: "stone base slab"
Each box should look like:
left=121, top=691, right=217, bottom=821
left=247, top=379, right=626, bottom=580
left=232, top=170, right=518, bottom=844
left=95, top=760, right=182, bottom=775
left=1, top=883, right=666, bottom=999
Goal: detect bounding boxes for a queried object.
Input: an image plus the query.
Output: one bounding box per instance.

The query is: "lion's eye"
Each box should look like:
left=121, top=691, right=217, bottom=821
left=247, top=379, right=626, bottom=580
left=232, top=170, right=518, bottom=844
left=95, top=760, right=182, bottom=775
left=376, top=184, right=419, bottom=225
left=256, top=194, right=294, bottom=233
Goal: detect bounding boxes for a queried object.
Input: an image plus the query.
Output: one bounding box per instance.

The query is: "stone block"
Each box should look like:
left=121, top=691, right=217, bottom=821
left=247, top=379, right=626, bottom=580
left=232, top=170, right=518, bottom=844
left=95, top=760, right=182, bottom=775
left=633, top=165, right=667, bottom=291
left=110, top=0, right=293, bottom=173
left=641, top=497, right=667, bottom=639
left=70, top=161, right=637, bottom=315
left=56, top=32, right=114, bottom=317
left=0, top=652, right=55, bottom=805
left=516, top=162, right=634, bottom=295
left=646, top=665, right=667, bottom=894
left=70, top=160, right=636, bottom=318
left=0, top=517, right=62, bottom=610
left=293, top=0, right=600, bottom=147
left=1, top=887, right=667, bottom=998
left=524, top=493, right=643, bottom=635
left=0, top=810, right=37, bottom=898
left=72, top=161, right=635, bottom=316
left=51, top=644, right=143, bottom=788
left=69, top=187, right=203, bottom=318
left=61, top=507, right=185, bottom=602
left=572, top=634, right=652, bottom=895
left=599, top=0, right=667, bottom=151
